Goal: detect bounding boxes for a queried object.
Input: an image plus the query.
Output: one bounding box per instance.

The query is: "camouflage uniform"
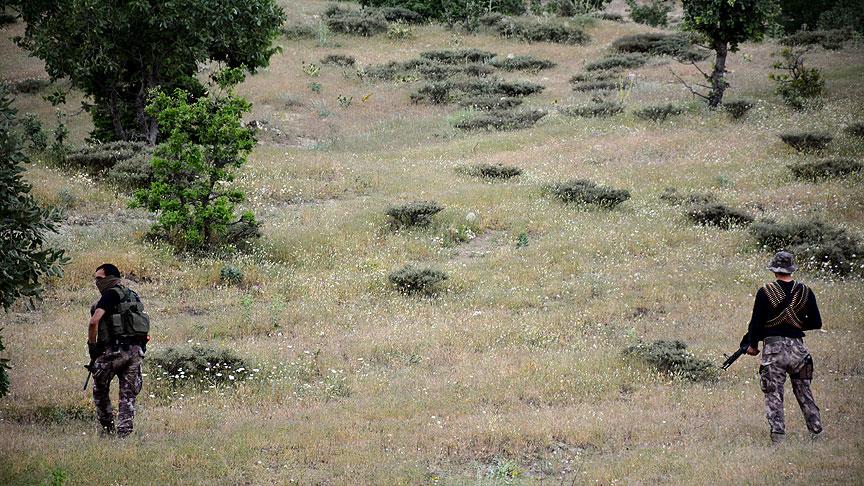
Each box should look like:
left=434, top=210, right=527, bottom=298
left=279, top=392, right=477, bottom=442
left=92, top=344, right=144, bottom=437
left=759, top=337, right=822, bottom=439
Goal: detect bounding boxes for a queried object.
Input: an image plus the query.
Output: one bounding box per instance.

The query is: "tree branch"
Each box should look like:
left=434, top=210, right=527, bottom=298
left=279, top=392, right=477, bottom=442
left=669, top=68, right=710, bottom=101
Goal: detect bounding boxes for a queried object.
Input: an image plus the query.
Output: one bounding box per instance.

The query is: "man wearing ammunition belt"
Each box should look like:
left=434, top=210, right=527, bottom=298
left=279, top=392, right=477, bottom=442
left=87, top=263, right=149, bottom=438
left=744, top=251, right=823, bottom=443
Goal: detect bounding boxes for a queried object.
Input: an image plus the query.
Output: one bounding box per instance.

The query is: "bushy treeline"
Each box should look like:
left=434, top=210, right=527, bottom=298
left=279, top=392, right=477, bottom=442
left=358, top=0, right=525, bottom=22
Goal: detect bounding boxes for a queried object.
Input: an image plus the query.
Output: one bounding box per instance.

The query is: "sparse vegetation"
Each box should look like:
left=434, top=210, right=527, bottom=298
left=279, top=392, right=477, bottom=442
left=790, top=158, right=862, bottom=181
left=324, top=8, right=389, bottom=36
left=633, top=103, right=684, bottom=122
left=723, top=99, right=754, bottom=120
left=494, top=17, right=590, bottom=44
left=320, top=54, right=356, bottom=67
left=148, top=345, right=251, bottom=389
left=625, top=0, right=671, bottom=27
left=458, top=163, right=523, bottom=180
left=489, top=55, right=556, bottom=71
left=845, top=122, right=864, bottom=137
left=770, top=47, right=825, bottom=108
left=585, top=53, right=648, bottom=71
left=779, top=131, right=833, bottom=152
left=623, top=340, right=719, bottom=382
left=780, top=29, right=853, bottom=50
left=219, top=264, right=244, bottom=285
left=687, top=204, right=754, bottom=229
left=751, top=219, right=863, bottom=275
left=453, top=109, right=547, bottom=131
left=546, top=179, right=630, bottom=207
left=560, top=100, right=624, bottom=117
left=458, top=95, right=524, bottom=110
left=386, top=201, right=444, bottom=228
left=388, top=265, right=449, bottom=295
left=659, top=187, right=715, bottom=206
left=611, top=33, right=708, bottom=60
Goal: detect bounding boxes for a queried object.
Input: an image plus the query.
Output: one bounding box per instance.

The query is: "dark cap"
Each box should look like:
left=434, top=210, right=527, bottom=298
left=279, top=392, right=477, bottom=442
left=767, top=250, right=797, bottom=274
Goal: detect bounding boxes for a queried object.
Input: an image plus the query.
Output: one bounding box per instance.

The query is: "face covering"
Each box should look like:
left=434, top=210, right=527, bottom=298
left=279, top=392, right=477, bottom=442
left=96, top=276, right=121, bottom=293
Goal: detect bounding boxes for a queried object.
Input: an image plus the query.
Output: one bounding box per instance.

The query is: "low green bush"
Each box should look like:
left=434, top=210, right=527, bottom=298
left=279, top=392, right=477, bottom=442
left=594, top=12, right=624, bottom=22
left=479, top=12, right=507, bottom=26
left=771, top=47, right=825, bottom=109
left=320, top=54, right=356, bottom=67
left=386, top=200, right=444, bottom=228
left=65, top=141, right=151, bottom=174
left=411, top=79, right=545, bottom=104
left=585, top=53, right=648, bottom=71
left=633, top=103, right=684, bottom=122
left=106, top=151, right=154, bottom=190
left=282, top=24, right=317, bottom=39
left=778, top=131, right=833, bottom=152
left=687, top=204, right=754, bottom=229
left=723, top=99, right=754, bottom=120
left=611, top=32, right=707, bottom=60
left=453, top=109, right=547, bottom=131
left=751, top=219, right=863, bottom=275
left=495, top=17, right=590, bottom=44
left=780, top=29, right=853, bottom=50
left=659, top=187, right=714, bottom=206
left=844, top=122, right=864, bottom=137
left=419, top=48, right=497, bottom=64
left=325, top=10, right=389, bottom=36
left=148, top=345, right=252, bottom=389
left=376, top=6, right=424, bottom=23
left=3, top=403, right=93, bottom=424
left=570, top=74, right=625, bottom=92
left=546, top=179, right=630, bottom=208
left=417, top=63, right=494, bottom=81
left=790, top=158, right=862, bottom=181
left=388, top=265, right=449, bottom=295
left=623, top=340, right=719, bottom=382
left=459, top=163, right=523, bottom=180
left=625, top=0, right=671, bottom=27
left=458, top=95, right=524, bottom=110
left=490, top=55, right=556, bottom=71
left=560, top=100, right=624, bottom=117
left=219, top=264, right=244, bottom=285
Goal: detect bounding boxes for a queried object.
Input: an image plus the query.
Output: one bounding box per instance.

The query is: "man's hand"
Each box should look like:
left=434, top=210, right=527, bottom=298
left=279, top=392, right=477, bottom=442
left=88, top=342, right=103, bottom=361
left=746, top=346, right=760, bottom=356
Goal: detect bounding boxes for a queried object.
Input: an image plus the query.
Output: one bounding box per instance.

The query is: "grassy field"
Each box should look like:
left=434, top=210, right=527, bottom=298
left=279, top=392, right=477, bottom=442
left=2, top=1, right=864, bottom=484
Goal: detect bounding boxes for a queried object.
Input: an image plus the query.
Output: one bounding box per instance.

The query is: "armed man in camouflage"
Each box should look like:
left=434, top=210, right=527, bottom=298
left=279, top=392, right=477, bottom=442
left=87, top=263, right=149, bottom=438
left=743, top=251, right=823, bottom=443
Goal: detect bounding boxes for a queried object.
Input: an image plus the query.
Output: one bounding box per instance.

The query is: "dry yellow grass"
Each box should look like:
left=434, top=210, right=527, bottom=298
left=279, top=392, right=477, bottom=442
left=2, top=0, right=864, bottom=484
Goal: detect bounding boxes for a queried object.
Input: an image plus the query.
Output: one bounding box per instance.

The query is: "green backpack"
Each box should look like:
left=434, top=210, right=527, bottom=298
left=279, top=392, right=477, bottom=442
left=99, top=286, right=150, bottom=343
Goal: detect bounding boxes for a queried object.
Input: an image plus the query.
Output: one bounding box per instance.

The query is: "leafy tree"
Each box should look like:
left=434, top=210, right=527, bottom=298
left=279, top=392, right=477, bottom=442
left=682, top=0, right=779, bottom=107
left=131, top=70, right=260, bottom=253
left=12, top=0, right=285, bottom=144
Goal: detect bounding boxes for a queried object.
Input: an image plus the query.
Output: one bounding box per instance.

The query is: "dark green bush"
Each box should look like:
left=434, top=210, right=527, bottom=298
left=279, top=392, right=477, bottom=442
left=625, top=0, right=671, bottom=27
left=219, top=264, right=244, bottom=285
left=359, top=0, right=525, bottom=23
left=611, top=33, right=707, bottom=60
left=459, top=163, right=523, bottom=180
left=325, top=10, right=389, bottom=36
left=771, top=48, right=825, bottom=109
left=282, top=24, right=317, bottom=39
left=623, top=340, right=719, bottom=382
left=411, top=79, right=545, bottom=104
left=321, top=54, right=357, bottom=67
left=479, top=12, right=507, bottom=26
left=65, top=141, right=151, bottom=174
left=417, top=63, right=494, bottom=81
left=659, top=187, right=714, bottom=206
left=778, top=131, right=833, bottom=152
left=560, top=100, right=624, bottom=117
left=419, top=48, right=497, bottom=64
left=0, top=13, right=17, bottom=25
left=570, top=74, right=625, bottom=92
left=585, top=53, right=648, bottom=71
left=687, top=204, right=754, bottom=229
left=489, top=55, right=556, bottom=71
left=790, top=158, right=862, bottom=181
left=751, top=219, right=863, bottom=275
left=3, top=403, right=93, bottom=424
left=7, top=78, right=51, bottom=94
left=633, top=103, right=684, bottom=122
left=410, top=82, right=453, bottom=104
left=458, top=95, right=524, bottom=110
left=376, top=6, right=424, bottom=23
left=723, top=100, right=754, bottom=120
left=388, top=265, right=449, bottom=295
left=148, top=345, right=252, bottom=389
left=780, top=29, right=853, bottom=50
left=453, top=109, right=547, bottom=131
left=495, top=17, right=590, bottom=44
left=546, top=179, right=630, bottom=208
left=106, top=151, right=154, bottom=189
left=386, top=200, right=444, bottom=228
left=844, top=122, right=864, bottom=137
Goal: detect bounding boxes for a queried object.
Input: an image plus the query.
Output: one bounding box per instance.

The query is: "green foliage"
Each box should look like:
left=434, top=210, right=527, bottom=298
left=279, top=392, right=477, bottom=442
left=388, top=265, right=449, bottom=295
left=377, top=6, right=425, bottom=23
left=815, top=0, right=864, bottom=34
left=845, top=122, right=864, bottom=138
left=65, top=141, right=148, bottom=173
left=659, top=187, right=715, bottom=206
left=546, top=179, right=630, bottom=208
left=778, top=0, right=864, bottom=35
left=633, top=103, right=684, bottom=122
left=553, top=0, right=612, bottom=16
left=453, top=109, right=547, bottom=131
left=411, top=79, right=545, bottom=104
left=386, top=201, right=444, bottom=228
left=387, top=21, right=416, bottom=40
left=560, top=100, right=624, bottom=117
left=131, top=77, right=260, bottom=253
left=770, top=48, right=825, bottom=108
left=570, top=73, right=627, bottom=92
left=687, top=203, right=754, bottom=229
left=751, top=219, right=863, bottom=275
left=623, top=340, right=719, bottom=382
left=6, top=78, right=50, bottom=94
left=585, top=53, right=648, bottom=71
left=789, top=158, right=862, bottom=181
left=625, top=0, right=671, bottom=27
left=20, top=113, right=48, bottom=151
left=324, top=8, right=389, bottom=36
left=15, top=0, right=285, bottom=143
left=778, top=131, right=833, bottom=152
left=723, top=99, right=754, bottom=120
left=489, top=55, right=556, bottom=71
left=458, top=95, right=524, bottom=110
left=282, top=24, right=317, bottom=39
left=148, top=345, right=251, bottom=389
left=594, top=11, right=625, bottom=22
left=420, top=48, right=497, bottom=64
left=3, top=402, right=93, bottom=424
left=611, top=33, right=709, bottom=61
left=485, top=457, right=522, bottom=481
left=458, top=163, right=523, bottom=180
left=0, top=331, right=9, bottom=398
left=0, top=86, right=67, bottom=312
left=494, top=16, right=591, bottom=44
left=219, top=264, right=244, bottom=286
left=780, top=29, right=853, bottom=50
left=358, top=0, right=525, bottom=23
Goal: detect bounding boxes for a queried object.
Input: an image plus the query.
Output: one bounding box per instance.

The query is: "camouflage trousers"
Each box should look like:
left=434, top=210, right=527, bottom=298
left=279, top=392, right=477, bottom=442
left=759, top=337, right=822, bottom=436
left=92, top=344, right=144, bottom=437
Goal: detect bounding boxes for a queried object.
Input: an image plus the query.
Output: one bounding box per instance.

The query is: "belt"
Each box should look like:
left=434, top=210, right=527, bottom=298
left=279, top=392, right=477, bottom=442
left=764, top=335, right=800, bottom=344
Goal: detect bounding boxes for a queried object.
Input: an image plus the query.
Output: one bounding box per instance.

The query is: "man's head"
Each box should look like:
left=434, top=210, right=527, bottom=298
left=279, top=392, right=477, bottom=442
left=767, top=251, right=797, bottom=276
left=94, top=263, right=121, bottom=287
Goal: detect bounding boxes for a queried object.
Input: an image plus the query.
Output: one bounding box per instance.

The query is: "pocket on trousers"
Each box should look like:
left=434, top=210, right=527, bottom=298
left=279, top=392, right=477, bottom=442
left=759, top=365, right=774, bottom=393
left=791, top=355, right=814, bottom=380
left=132, top=364, right=143, bottom=395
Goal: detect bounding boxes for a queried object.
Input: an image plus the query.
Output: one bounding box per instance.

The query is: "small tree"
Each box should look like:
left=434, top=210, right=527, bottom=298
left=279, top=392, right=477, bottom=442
left=131, top=70, right=260, bottom=253
left=681, top=0, right=779, bottom=107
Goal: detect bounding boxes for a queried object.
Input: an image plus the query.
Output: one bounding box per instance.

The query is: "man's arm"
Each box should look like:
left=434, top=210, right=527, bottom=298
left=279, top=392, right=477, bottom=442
left=746, top=289, right=767, bottom=354
left=805, top=290, right=822, bottom=330
left=88, top=308, right=105, bottom=344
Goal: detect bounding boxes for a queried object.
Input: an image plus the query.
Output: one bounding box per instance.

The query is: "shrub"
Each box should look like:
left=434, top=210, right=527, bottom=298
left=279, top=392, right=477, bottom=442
left=106, top=151, right=154, bottom=190
left=659, top=187, right=714, bottom=206
left=65, top=141, right=150, bottom=174
left=376, top=6, right=424, bottom=23
left=723, top=99, right=754, bottom=120
left=778, top=131, right=833, bottom=152
left=570, top=78, right=625, bottom=92
left=459, top=163, right=523, bottom=180
left=560, top=100, right=624, bottom=117
left=633, top=103, right=684, bottom=122
left=386, top=21, right=416, bottom=40
left=458, top=95, right=524, bottom=110
left=687, top=203, right=754, bottom=229
left=453, top=109, right=547, bottom=131
left=148, top=345, right=252, bottom=389
left=320, top=54, right=356, bottom=67
left=7, top=78, right=51, bottom=94
left=282, top=24, right=317, bottom=39
left=495, top=17, right=590, bottom=44
left=780, top=29, right=853, bottom=50
left=625, top=0, right=671, bottom=27
left=623, top=340, right=719, bottom=382
left=585, top=53, right=648, bottom=71
left=479, top=12, right=507, bottom=26
left=751, top=219, right=863, bottom=275
left=386, top=200, right=444, bottom=228
left=325, top=10, right=389, bottom=36
left=490, top=55, right=556, bottom=71
left=790, top=158, right=862, bottom=181
left=843, top=122, right=864, bottom=138
left=0, top=13, right=17, bottom=25
left=611, top=33, right=707, bottom=60
left=388, top=265, right=448, bottom=295
left=770, top=47, right=825, bottom=109
left=411, top=79, right=545, bottom=104
left=419, top=48, right=497, bottom=64
left=219, top=264, right=244, bottom=285
left=594, top=12, right=624, bottom=22
left=546, top=179, right=630, bottom=208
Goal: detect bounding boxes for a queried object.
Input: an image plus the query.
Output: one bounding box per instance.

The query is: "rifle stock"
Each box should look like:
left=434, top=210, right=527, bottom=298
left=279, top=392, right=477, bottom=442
left=82, top=361, right=94, bottom=390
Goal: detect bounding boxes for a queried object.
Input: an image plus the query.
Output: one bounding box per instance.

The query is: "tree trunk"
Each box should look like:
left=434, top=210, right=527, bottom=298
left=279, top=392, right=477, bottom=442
left=136, top=67, right=159, bottom=146
left=108, top=89, right=127, bottom=141
left=708, top=41, right=729, bottom=109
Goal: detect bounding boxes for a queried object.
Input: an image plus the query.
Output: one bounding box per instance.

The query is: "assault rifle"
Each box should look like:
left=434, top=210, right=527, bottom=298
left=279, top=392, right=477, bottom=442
left=721, top=334, right=750, bottom=370
left=83, top=360, right=94, bottom=390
